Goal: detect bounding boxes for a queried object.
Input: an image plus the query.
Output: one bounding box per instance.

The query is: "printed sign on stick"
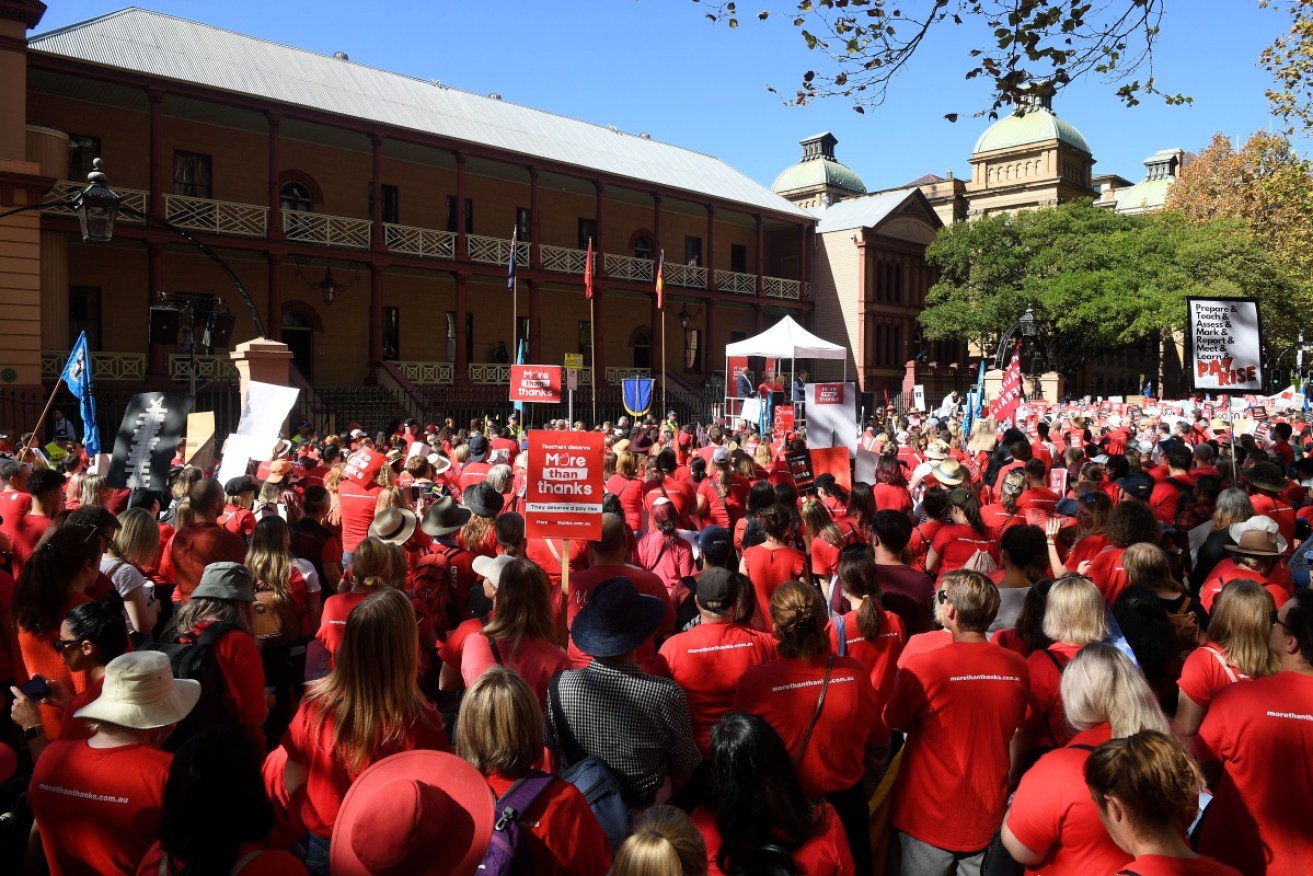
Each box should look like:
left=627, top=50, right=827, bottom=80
left=1188, top=297, right=1264, bottom=392
left=510, top=365, right=563, bottom=404
left=106, top=393, right=192, bottom=491
left=525, top=431, right=604, bottom=540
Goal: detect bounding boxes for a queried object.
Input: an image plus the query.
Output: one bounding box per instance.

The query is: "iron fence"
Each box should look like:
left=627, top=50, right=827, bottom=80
left=1, top=385, right=244, bottom=448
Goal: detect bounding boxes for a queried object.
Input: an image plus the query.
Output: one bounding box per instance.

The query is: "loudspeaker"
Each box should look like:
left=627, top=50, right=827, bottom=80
left=205, top=311, right=236, bottom=348
left=148, top=307, right=180, bottom=344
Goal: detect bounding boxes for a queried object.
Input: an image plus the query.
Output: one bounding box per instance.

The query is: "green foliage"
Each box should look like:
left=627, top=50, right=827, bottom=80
left=919, top=202, right=1301, bottom=374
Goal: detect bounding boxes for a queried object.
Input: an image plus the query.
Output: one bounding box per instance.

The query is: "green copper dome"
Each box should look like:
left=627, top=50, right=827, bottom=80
left=973, top=106, right=1092, bottom=156
left=772, top=132, right=866, bottom=196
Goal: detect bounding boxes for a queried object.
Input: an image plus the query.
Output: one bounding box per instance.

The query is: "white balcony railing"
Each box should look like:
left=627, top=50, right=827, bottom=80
left=715, top=269, right=758, bottom=295
left=44, top=180, right=148, bottom=222
left=282, top=211, right=371, bottom=249
left=42, top=351, right=145, bottom=381
left=168, top=354, right=238, bottom=383
left=468, top=234, right=529, bottom=267
left=540, top=243, right=588, bottom=275
left=664, top=262, right=708, bottom=289
left=469, top=362, right=511, bottom=385
left=384, top=224, right=456, bottom=260
left=764, top=276, right=803, bottom=300
left=164, top=194, right=268, bottom=237
left=604, top=253, right=654, bottom=282
left=393, top=361, right=454, bottom=384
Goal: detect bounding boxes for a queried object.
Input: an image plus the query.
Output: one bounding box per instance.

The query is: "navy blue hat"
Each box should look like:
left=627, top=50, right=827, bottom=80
left=1115, top=472, right=1154, bottom=501
left=570, top=577, right=665, bottom=659
left=697, top=526, right=733, bottom=567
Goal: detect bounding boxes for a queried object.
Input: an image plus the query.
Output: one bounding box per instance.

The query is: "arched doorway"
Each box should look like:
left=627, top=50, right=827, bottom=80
left=632, top=330, right=650, bottom=369
left=282, top=311, right=314, bottom=380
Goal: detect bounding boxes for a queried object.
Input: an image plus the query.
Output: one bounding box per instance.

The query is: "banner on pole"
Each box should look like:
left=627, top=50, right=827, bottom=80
left=510, top=365, right=563, bottom=404
left=1188, top=297, right=1263, bottom=392
left=106, top=393, right=191, bottom=491
left=988, top=343, right=1023, bottom=429
left=525, top=431, right=604, bottom=540
left=623, top=378, right=655, bottom=417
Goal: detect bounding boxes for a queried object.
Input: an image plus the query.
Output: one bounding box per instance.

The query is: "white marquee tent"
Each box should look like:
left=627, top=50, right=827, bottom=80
left=723, top=316, right=847, bottom=420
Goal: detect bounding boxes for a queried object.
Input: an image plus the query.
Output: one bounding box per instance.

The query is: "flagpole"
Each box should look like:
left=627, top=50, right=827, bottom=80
left=511, top=226, right=518, bottom=374
left=662, top=308, right=667, bottom=420
left=23, top=379, right=64, bottom=461
left=590, top=295, right=597, bottom=427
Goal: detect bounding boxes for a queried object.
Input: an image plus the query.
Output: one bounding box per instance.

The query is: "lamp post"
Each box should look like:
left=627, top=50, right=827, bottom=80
left=994, top=306, right=1038, bottom=370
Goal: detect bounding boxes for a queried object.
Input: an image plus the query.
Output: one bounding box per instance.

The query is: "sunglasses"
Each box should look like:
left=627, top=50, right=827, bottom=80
left=1271, top=610, right=1290, bottom=633
left=50, top=637, right=81, bottom=653
left=936, top=589, right=951, bottom=605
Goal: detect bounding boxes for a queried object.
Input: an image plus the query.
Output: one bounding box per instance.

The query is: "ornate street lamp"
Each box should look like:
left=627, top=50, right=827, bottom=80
left=76, top=158, right=121, bottom=243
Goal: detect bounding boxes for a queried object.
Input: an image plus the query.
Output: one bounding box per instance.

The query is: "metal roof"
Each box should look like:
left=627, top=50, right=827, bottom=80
left=29, top=8, right=811, bottom=220
left=811, top=190, right=921, bottom=234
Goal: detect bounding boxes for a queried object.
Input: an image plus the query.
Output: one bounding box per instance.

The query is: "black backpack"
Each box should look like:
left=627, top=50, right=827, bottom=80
left=147, top=622, right=239, bottom=752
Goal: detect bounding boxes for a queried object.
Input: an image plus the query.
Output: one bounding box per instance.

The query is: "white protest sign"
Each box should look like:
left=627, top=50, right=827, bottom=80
left=234, top=381, right=300, bottom=461
left=1188, top=297, right=1263, bottom=392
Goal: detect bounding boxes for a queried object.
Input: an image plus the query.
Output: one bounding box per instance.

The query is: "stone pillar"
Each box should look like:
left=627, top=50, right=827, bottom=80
left=1037, top=371, right=1064, bottom=404
left=229, top=337, right=292, bottom=398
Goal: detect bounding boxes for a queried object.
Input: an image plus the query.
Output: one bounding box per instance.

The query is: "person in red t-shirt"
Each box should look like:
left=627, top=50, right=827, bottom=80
left=29, top=651, right=199, bottom=876
left=1197, top=517, right=1291, bottom=613
left=161, top=479, right=254, bottom=602
left=734, top=582, right=879, bottom=874
left=885, top=569, right=1029, bottom=873
left=1148, top=445, right=1196, bottom=525
left=1173, top=579, right=1279, bottom=743
left=873, top=455, right=913, bottom=515
left=801, top=497, right=861, bottom=581
left=926, top=488, right=1000, bottom=580
left=637, top=500, right=697, bottom=601
left=692, top=712, right=855, bottom=876
left=9, top=467, right=65, bottom=581
left=1086, top=731, right=1242, bottom=876
left=1002, top=644, right=1171, bottom=876
left=337, top=468, right=386, bottom=564
left=564, top=514, right=673, bottom=671
left=282, top=589, right=448, bottom=859
left=1243, top=461, right=1298, bottom=547
left=1046, top=491, right=1113, bottom=577
left=643, top=449, right=697, bottom=531
left=1193, top=589, right=1313, bottom=876
left=696, top=447, right=751, bottom=529
left=980, top=469, right=1028, bottom=540
left=457, top=435, right=494, bottom=493
left=454, top=667, right=612, bottom=875
left=740, top=504, right=807, bottom=631
left=1016, top=458, right=1062, bottom=522
left=651, top=567, right=778, bottom=760
left=1085, top=500, right=1160, bottom=604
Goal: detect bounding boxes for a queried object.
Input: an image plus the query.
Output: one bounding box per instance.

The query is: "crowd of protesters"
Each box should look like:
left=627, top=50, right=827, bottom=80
left=0, top=400, right=1309, bottom=875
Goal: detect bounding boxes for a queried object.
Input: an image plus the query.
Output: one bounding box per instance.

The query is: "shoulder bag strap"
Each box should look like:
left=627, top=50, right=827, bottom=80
left=658, top=481, right=692, bottom=530
left=548, top=672, right=586, bottom=767
left=230, top=851, right=265, bottom=875
left=1043, top=647, right=1067, bottom=674
left=488, top=634, right=505, bottom=667
left=643, top=538, right=670, bottom=573
left=792, top=656, right=834, bottom=766
left=1207, top=645, right=1238, bottom=683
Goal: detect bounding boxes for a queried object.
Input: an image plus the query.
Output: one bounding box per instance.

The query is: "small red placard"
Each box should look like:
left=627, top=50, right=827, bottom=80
left=510, top=365, right=563, bottom=404
left=815, top=384, right=844, bottom=405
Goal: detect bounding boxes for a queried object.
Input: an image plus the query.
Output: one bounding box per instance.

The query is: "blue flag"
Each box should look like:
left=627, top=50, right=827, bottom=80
left=512, top=337, right=526, bottom=416
left=60, top=331, right=101, bottom=457
left=507, top=226, right=518, bottom=291
left=974, top=360, right=987, bottom=418
left=962, top=389, right=975, bottom=439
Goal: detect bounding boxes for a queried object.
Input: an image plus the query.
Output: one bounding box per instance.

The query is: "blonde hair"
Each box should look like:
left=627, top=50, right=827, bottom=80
left=481, top=558, right=560, bottom=653
left=1061, top=643, right=1169, bottom=738
left=940, top=569, right=1001, bottom=633
left=304, top=588, right=435, bottom=775
left=615, top=450, right=638, bottom=479
left=1208, top=580, right=1281, bottom=679
left=455, top=667, right=542, bottom=775
left=349, top=537, right=405, bottom=591
left=374, top=486, right=407, bottom=512
left=486, top=464, right=513, bottom=493
left=1122, top=542, right=1178, bottom=590
left=612, top=805, right=709, bottom=876
left=111, top=507, right=161, bottom=567
left=246, top=516, right=296, bottom=618
left=453, top=444, right=471, bottom=465
left=324, top=462, right=347, bottom=494
left=1043, top=576, right=1109, bottom=646
left=79, top=473, right=108, bottom=508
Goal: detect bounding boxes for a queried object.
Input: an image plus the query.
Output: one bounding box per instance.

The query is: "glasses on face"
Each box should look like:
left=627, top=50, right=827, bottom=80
left=50, top=638, right=80, bottom=653
left=1271, top=610, right=1291, bottom=633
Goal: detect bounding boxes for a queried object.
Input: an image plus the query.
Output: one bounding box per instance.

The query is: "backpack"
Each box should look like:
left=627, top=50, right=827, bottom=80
left=547, top=673, right=631, bottom=849
left=147, top=622, right=239, bottom=752
left=477, top=770, right=558, bottom=876
left=252, top=586, right=299, bottom=645
left=412, top=545, right=468, bottom=635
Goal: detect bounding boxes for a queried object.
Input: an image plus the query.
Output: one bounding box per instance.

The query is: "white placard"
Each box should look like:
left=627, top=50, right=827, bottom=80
left=912, top=384, right=926, bottom=411
left=234, top=381, right=300, bottom=461
left=1189, top=298, right=1263, bottom=392
left=738, top=397, right=762, bottom=427
left=216, top=433, right=259, bottom=484
left=806, top=382, right=858, bottom=459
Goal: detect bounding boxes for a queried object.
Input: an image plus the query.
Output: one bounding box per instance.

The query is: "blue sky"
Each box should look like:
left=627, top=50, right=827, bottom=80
left=34, top=1, right=1301, bottom=192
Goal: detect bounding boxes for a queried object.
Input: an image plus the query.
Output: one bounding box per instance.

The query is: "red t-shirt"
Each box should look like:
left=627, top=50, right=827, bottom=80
left=697, top=475, right=750, bottom=529
left=1148, top=478, right=1191, bottom=525
left=1113, top=855, right=1242, bottom=876
left=827, top=609, right=905, bottom=743
left=873, top=484, right=912, bottom=514
left=1195, top=671, right=1313, bottom=876
left=1016, top=488, right=1061, bottom=519
left=30, top=740, right=172, bottom=876
left=484, top=773, right=613, bottom=876
left=161, top=522, right=249, bottom=601
left=1177, top=643, right=1251, bottom=711
left=1005, top=724, right=1128, bottom=876
left=1248, top=493, right=1297, bottom=547
left=1023, top=642, right=1082, bottom=749
left=1199, top=560, right=1290, bottom=614
left=885, top=640, right=1029, bottom=852
left=692, top=801, right=855, bottom=876
left=10, top=512, right=53, bottom=580
left=649, top=622, right=778, bottom=757
left=608, top=476, right=645, bottom=533
left=642, top=477, right=696, bottom=529
left=929, top=524, right=999, bottom=577
left=18, top=593, right=92, bottom=738
left=907, top=520, right=944, bottom=567
left=457, top=460, right=492, bottom=494
left=0, top=569, right=15, bottom=682
left=336, top=480, right=382, bottom=554
left=564, top=564, right=673, bottom=670
left=217, top=506, right=257, bottom=540
left=1066, top=533, right=1110, bottom=573
left=137, top=842, right=307, bottom=876
left=741, top=545, right=806, bottom=632
left=980, top=505, right=1026, bottom=541
left=189, top=621, right=267, bottom=750
left=525, top=537, right=589, bottom=591
left=316, top=591, right=369, bottom=661
left=439, top=614, right=489, bottom=672
left=734, top=655, right=879, bottom=797
left=809, top=526, right=860, bottom=580
left=1087, top=545, right=1130, bottom=604
left=282, top=697, right=449, bottom=838
left=410, top=542, right=479, bottom=635
left=461, top=632, right=569, bottom=706
left=636, top=532, right=697, bottom=598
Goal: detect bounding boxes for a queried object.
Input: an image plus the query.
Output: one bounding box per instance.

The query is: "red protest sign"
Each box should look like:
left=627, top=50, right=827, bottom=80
left=773, top=405, right=795, bottom=440
left=811, top=447, right=851, bottom=492
left=1048, top=467, right=1068, bottom=497
left=815, top=384, right=844, bottom=405
left=510, top=365, right=563, bottom=404
left=342, top=448, right=384, bottom=486
left=525, top=431, right=604, bottom=540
